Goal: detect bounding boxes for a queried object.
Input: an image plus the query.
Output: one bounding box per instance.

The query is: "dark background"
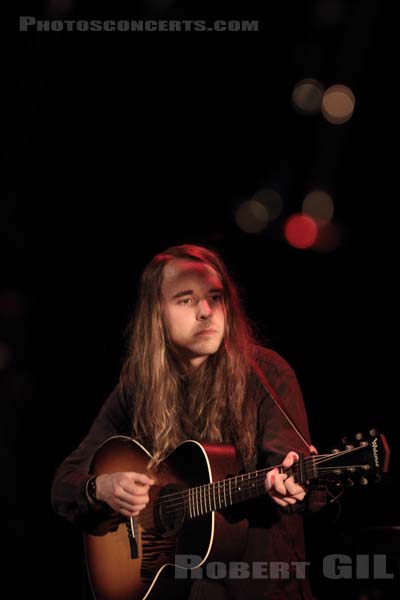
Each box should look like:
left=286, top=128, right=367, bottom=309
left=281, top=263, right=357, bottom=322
left=3, top=1, right=397, bottom=598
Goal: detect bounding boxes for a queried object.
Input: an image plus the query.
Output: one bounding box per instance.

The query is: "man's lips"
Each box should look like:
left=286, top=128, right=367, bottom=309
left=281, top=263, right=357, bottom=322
left=195, top=328, right=218, bottom=336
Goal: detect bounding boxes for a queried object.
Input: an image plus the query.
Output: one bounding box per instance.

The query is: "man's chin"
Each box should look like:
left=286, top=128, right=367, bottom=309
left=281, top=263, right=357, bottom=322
left=192, top=341, right=222, bottom=356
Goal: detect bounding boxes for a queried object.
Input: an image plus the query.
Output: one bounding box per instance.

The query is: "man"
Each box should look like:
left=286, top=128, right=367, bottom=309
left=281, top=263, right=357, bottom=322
left=51, top=244, right=318, bottom=599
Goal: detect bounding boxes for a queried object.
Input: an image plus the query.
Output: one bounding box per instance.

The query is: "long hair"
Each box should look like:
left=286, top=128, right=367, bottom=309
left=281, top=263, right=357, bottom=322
left=120, top=244, right=257, bottom=468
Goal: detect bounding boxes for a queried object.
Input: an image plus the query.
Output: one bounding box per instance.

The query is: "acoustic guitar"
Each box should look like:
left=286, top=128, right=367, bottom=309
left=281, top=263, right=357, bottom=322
left=85, top=430, right=390, bottom=600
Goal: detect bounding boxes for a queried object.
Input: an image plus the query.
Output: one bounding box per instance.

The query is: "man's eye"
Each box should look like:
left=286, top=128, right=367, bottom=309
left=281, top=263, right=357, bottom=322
left=211, top=295, right=223, bottom=302
left=178, top=298, right=192, bottom=305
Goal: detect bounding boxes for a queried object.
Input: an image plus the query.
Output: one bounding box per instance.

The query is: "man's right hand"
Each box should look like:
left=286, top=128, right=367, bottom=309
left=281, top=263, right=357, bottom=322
left=95, top=472, right=155, bottom=518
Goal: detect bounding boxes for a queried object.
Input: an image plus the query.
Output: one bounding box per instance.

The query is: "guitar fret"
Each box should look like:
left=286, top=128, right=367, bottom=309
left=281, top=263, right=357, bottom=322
left=253, top=470, right=259, bottom=495
left=195, top=486, right=199, bottom=517
left=213, top=482, right=217, bottom=510
left=197, top=487, right=202, bottom=516
left=223, top=479, right=227, bottom=507
left=187, top=489, right=192, bottom=518
left=312, top=456, right=317, bottom=479
left=207, top=483, right=211, bottom=514
left=217, top=480, right=221, bottom=509
left=199, top=485, right=203, bottom=515
left=199, top=486, right=202, bottom=516
left=228, top=477, right=232, bottom=505
left=235, top=475, right=240, bottom=500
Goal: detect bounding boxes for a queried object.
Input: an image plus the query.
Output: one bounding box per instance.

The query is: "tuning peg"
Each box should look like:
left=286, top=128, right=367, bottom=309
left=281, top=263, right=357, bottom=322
left=358, top=476, right=369, bottom=486
left=345, top=444, right=354, bottom=450
left=341, top=436, right=348, bottom=445
left=355, top=432, right=364, bottom=441
left=345, top=478, right=354, bottom=487
left=369, top=428, right=378, bottom=437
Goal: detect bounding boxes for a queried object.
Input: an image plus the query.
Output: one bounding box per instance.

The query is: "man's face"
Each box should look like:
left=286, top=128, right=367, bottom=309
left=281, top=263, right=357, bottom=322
left=161, top=258, right=226, bottom=369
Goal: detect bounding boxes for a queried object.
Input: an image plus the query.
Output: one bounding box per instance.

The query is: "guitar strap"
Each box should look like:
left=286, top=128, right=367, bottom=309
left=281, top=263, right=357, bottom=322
left=251, top=358, right=312, bottom=453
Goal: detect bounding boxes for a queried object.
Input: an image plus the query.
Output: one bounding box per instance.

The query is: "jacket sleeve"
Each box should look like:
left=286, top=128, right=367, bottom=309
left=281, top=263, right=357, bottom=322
left=50, top=383, right=132, bottom=527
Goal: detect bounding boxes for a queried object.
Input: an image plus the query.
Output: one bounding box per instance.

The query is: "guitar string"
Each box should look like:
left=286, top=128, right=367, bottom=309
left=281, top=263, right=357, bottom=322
left=136, top=462, right=366, bottom=528
left=139, top=445, right=369, bottom=517
left=136, top=463, right=371, bottom=529
left=139, top=465, right=365, bottom=527
left=148, top=445, right=366, bottom=508
left=159, top=464, right=371, bottom=518
left=136, top=446, right=372, bottom=526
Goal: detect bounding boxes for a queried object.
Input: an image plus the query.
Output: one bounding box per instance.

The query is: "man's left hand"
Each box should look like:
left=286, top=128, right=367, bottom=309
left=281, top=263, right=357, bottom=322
left=265, top=451, right=307, bottom=507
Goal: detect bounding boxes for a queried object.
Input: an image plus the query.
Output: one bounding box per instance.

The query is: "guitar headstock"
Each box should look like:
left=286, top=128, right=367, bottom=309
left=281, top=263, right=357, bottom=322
left=314, top=429, right=391, bottom=487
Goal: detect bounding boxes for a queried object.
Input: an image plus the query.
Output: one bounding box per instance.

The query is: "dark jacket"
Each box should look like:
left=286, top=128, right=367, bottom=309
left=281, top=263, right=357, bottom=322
left=51, top=347, right=322, bottom=599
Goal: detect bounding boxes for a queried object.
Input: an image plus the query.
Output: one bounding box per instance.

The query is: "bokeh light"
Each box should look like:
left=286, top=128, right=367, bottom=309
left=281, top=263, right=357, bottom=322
left=251, top=188, right=283, bottom=221
left=292, top=79, right=324, bottom=115
left=235, top=200, right=269, bottom=234
left=302, top=189, right=334, bottom=222
left=284, top=214, right=318, bottom=249
left=313, top=0, right=344, bottom=27
left=322, top=84, right=355, bottom=124
left=312, top=221, right=342, bottom=253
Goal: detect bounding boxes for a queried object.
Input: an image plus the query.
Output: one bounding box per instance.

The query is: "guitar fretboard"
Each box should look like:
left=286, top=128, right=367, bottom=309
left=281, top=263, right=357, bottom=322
left=172, top=439, right=380, bottom=520
left=184, top=470, right=269, bottom=517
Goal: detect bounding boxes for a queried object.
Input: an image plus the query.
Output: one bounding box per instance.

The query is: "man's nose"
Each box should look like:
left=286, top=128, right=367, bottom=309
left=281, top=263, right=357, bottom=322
left=197, top=299, right=212, bottom=319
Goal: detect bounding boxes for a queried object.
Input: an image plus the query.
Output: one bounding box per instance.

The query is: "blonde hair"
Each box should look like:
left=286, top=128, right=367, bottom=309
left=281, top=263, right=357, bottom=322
left=120, top=245, right=257, bottom=468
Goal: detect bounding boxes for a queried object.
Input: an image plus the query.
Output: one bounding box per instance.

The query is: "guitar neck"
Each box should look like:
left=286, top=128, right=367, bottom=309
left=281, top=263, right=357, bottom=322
left=184, top=439, right=383, bottom=519
left=184, top=459, right=315, bottom=518
left=185, top=467, right=269, bottom=518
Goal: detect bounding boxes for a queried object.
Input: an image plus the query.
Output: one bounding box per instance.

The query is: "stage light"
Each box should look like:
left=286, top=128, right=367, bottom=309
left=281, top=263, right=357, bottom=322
left=292, top=79, right=324, bottom=115
left=312, top=221, right=342, bottom=253
left=235, top=200, right=269, bottom=234
left=284, top=214, right=318, bottom=249
left=322, top=84, right=355, bottom=124
left=302, top=189, right=334, bottom=222
left=251, top=188, right=283, bottom=221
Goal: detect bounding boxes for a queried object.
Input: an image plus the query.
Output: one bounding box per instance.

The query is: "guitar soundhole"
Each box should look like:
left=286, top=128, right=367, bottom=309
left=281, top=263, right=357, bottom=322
left=156, top=484, right=186, bottom=537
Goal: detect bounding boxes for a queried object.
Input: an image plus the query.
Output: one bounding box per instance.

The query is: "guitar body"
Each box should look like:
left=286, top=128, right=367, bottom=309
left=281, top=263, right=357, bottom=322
left=85, top=437, right=248, bottom=600
left=84, top=430, right=390, bottom=600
